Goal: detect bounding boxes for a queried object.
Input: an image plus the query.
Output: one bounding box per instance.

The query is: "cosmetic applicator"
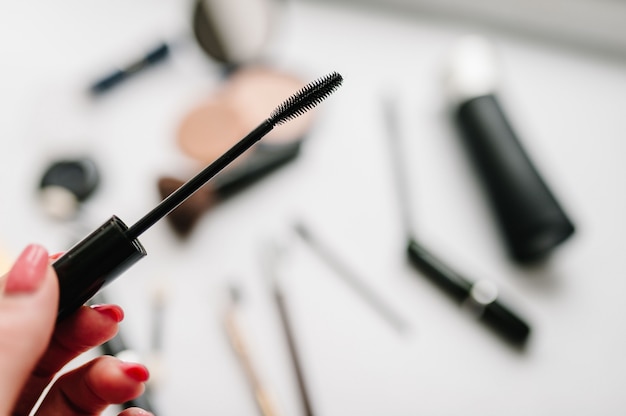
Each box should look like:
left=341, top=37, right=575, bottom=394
left=162, top=64, right=314, bottom=239
left=223, top=284, right=281, bottom=416
left=260, top=239, right=316, bottom=416
left=293, top=222, right=408, bottom=334
left=52, top=71, right=343, bottom=321
left=89, top=42, right=171, bottom=95
left=158, top=140, right=302, bottom=237
left=163, top=66, right=314, bottom=237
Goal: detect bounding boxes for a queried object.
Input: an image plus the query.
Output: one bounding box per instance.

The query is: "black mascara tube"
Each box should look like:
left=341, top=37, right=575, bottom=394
left=54, top=216, right=146, bottom=321
left=447, top=36, right=575, bottom=262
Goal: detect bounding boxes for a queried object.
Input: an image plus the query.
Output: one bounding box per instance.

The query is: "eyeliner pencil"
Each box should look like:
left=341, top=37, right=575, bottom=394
left=261, top=242, right=315, bottom=416
left=273, top=283, right=315, bottom=416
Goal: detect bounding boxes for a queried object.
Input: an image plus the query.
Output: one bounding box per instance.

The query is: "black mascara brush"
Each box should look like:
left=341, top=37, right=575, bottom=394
left=53, top=72, right=343, bottom=320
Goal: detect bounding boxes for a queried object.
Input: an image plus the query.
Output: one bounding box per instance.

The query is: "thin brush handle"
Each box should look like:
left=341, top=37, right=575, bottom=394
left=295, top=224, right=407, bottom=333
left=273, top=285, right=315, bottom=416
left=126, top=121, right=272, bottom=239
left=382, top=96, right=415, bottom=239
left=128, top=70, right=343, bottom=239
left=224, top=311, right=280, bottom=416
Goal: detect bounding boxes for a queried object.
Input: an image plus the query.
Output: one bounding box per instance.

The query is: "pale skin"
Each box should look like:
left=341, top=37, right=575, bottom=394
left=0, top=244, right=154, bottom=416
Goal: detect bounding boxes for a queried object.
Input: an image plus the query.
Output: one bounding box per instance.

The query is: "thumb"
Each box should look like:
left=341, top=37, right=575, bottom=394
left=0, top=244, right=59, bottom=415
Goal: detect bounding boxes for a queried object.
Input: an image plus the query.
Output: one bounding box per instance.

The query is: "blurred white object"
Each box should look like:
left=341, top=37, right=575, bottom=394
left=443, top=35, right=500, bottom=105
left=194, top=0, right=279, bottom=63
left=312, top=0, right=626, bottom=57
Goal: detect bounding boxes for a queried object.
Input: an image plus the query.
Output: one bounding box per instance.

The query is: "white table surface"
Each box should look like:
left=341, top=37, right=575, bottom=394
left=1, top=1, right=626, bottom=415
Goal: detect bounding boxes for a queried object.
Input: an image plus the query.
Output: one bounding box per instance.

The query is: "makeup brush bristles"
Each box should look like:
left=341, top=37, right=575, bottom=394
left=270, top=71, right=343, bottom=126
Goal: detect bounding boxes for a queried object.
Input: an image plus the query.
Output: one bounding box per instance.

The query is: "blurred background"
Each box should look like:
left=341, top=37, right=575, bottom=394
left=1, top=0, right=626, bottom=414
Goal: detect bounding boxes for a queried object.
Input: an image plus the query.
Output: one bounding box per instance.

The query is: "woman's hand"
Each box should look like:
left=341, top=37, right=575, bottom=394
left=0, top=244, right=153, bottom=416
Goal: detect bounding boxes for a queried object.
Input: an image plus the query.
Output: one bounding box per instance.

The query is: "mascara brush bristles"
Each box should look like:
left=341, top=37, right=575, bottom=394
left=270, top=71, right=343, bottom=125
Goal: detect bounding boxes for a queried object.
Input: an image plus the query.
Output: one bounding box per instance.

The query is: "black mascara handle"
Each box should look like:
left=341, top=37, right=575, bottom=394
left=481, top=296, right=531, bottom=345
left=406, top=239, right=470, bottom=302
left=455, top=94, right=575, bottom=262
left=90, top=42, right=170, bottom=94
left=53, top=216, right=146, bottom=321
left=406, top=239, right=530, bottom=345
left=213, top=140, right=302, bottom=199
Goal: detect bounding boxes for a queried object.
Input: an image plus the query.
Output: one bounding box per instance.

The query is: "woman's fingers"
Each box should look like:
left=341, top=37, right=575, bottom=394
left=1, top=246, right=150, bottom=416
left=0, top=245, right=58, bottom=416
left=13, top=303, right=123, bottom=415
left=35, top=355, right=150, bottom=416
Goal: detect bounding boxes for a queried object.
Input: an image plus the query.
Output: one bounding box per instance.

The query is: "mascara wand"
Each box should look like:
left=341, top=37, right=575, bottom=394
left=53, top=72, right=343, bottom=320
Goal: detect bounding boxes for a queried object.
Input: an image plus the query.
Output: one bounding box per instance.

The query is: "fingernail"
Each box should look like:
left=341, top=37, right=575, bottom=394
left=127, top=409, right=154, bottom=416
left=90, top=304, right=124, bottom=322
left=120, top=362, right=150, bottom=382
left=49, top=252, right=65, bottom=261
left=5, top=244, right=49, bottom=294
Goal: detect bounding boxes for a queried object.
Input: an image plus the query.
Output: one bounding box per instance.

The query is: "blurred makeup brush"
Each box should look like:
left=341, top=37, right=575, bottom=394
left=157, top=177, right=216, bottom=236
left=260, top=240, right=316, bottom=416
left=159, top=140, right=301, bottom=237
left=223, top=284, right=281, bottom=416
left=293, top=222, right=408, bottom=334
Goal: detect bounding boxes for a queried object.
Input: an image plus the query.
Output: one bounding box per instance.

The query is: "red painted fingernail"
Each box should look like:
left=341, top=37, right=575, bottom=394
left=49, top=252, right=65, bottom=261
left=127, top=410, right=154, bottom=416
left=90, top=304, right=125, bottom=322
left=127, top=409, right=154, bottom=416
left=120, top=362, right=150, bottom=382
left=5, top=244, right=49, bottom=294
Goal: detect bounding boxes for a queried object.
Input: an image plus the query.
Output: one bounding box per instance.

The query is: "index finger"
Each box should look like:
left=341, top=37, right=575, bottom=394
left=11, top=303, right=123, bottom=416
